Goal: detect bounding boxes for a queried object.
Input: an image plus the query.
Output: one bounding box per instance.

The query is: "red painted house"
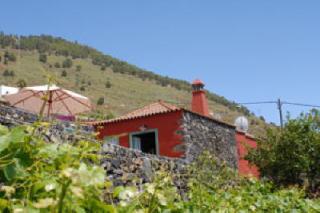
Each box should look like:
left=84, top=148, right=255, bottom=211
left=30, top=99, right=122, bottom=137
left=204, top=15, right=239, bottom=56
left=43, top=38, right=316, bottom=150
left=91, top=80, right=259, bottom=176
left=236, top=131, right=260, bottom=177
left=94, top=101, right=185, bottom=158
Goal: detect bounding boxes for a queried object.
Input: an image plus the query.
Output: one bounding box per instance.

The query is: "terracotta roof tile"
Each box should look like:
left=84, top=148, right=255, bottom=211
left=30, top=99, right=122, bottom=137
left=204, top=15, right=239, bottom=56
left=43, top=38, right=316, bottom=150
left=89, top=100, right=181, bottom=125
left=87, top=100, right=235, bottom=128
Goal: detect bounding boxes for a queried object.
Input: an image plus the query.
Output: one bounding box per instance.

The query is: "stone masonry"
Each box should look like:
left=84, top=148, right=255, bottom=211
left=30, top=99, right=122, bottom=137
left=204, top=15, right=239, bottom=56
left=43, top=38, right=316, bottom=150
left=100, top=142, right=188, bottom=193
left=181, top=111, right=238, bottom=169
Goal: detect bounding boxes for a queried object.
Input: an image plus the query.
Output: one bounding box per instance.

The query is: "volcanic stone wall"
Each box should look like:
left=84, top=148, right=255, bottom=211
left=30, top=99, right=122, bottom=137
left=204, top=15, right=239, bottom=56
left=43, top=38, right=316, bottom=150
left=181, top=111, right=238, bottom=169
left=100, top=142, right=188, bottom=193
left=0, top=104, right=38, bottom=127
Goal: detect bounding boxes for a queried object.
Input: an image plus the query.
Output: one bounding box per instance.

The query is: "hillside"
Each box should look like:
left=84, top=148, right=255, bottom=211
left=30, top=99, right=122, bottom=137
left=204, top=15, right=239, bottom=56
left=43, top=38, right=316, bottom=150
left=0, top=33, right=269, bottom=135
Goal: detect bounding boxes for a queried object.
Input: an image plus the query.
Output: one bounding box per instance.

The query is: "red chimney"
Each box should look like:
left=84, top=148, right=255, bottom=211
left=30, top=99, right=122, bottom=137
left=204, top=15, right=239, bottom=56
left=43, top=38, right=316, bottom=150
left=191, top=79, right=209, bottom=117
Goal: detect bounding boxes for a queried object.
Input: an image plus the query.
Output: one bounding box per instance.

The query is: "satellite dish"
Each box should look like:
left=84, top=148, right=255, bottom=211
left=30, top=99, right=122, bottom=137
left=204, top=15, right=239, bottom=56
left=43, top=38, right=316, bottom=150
left=235, top=116, right=249, bottom=132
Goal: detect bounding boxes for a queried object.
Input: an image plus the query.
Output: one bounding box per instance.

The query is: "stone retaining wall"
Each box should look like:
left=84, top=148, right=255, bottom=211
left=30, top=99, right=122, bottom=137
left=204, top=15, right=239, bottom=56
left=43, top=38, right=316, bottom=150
left=0, top=104, right=38, bottom=126
left=100, top=142, right=188, bottom=193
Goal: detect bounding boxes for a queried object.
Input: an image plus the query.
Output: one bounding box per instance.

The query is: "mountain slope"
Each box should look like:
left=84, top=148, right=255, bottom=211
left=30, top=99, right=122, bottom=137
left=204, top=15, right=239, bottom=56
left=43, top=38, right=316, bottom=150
left=0, top=34, right=269, bottom=135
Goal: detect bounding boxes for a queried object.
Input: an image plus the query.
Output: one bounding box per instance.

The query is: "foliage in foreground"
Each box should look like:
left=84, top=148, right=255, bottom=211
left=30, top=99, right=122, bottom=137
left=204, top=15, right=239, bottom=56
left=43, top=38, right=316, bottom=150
left=115, top=153, right=320, bottom=212
left=0, top=124, right=319, bottom=212
left=0, top=124, right=111, bottom=212
left=247, top=111, right=320, bottom=195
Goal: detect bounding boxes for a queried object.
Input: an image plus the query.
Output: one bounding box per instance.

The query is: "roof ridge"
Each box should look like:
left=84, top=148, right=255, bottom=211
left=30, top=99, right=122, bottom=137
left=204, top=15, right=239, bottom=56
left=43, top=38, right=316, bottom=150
left=157, top=100, right=179, bottom=110
left=120, top=101, right=157, bottom=116
left=88, top=100, right=181, bottom=125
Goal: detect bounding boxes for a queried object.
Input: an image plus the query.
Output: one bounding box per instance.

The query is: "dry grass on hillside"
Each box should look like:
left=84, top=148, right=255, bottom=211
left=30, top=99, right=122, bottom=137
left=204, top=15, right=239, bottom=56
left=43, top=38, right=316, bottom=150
left=0, top=49, right=269, bottom=136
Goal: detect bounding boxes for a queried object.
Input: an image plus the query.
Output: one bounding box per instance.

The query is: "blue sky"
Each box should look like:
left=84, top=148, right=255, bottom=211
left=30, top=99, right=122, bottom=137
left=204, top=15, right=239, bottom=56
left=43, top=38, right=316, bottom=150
left=1, top=0, right=320, bottom=124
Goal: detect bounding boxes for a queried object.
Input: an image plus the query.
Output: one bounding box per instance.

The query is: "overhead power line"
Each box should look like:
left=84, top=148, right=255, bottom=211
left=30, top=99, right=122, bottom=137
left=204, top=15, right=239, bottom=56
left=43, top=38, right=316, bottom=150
left=238, top=99, right=320, bottom=129
left=282, top=102, right=320, bottom=108
left=238, top=101, right=277, bottom=105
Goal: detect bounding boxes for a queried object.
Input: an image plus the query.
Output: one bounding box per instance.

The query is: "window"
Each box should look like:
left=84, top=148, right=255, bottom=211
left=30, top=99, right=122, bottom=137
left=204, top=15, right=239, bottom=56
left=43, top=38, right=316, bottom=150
left=130, top=130, right=158, bottom=155
left=103, top=136, right=119, bottom=145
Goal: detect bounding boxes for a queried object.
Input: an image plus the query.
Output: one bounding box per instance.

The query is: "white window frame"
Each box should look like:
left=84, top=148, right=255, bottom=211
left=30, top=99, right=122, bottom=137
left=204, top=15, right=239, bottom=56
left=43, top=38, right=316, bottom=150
left=129, top=129, right=159, bottom=155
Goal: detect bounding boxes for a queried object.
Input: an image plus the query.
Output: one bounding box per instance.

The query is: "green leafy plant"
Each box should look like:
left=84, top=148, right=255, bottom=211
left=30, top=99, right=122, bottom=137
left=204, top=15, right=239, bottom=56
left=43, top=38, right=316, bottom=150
left=112, top=152, right=320, bottom=212
left=0, top=124, right=111, bottom=212
left=115, top=171, right=182, bottom=212
left=183, top=152, right=320, bottom=212
left=247, top=111, right=320, bottom=195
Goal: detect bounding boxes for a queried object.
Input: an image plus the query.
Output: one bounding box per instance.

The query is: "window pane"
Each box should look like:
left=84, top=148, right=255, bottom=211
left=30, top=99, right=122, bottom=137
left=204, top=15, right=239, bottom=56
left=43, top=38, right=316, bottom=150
left=104, top=136, right=119, bottom=145
left=132, top=136, right=141, bottom=150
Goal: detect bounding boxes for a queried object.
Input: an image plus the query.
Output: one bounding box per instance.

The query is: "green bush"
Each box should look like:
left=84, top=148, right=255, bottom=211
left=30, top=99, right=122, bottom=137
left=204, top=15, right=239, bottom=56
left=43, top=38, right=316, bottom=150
left=247, top=111, right=320, bottom=193
left=2, top=70, right=12, bottom=77
left=105, top=81, right=112, bottom=88
left=16, top=79, right=27, bottom=88
left=76, top=65, right=82, bottom=72
left=61, top=70, right=67, bottom=77
left=54, top=62, right=61, bottom=68
left=97, top=97, right=104, bottom=105
left=62, top=58, right=73, bottom=68
left=4, top=51, right=16, bottom=62
left=39, top=54, right=47, bottom=63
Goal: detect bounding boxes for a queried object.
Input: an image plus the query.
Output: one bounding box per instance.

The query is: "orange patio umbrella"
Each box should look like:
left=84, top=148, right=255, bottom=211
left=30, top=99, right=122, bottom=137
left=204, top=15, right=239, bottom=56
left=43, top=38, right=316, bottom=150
left=3, top=85, right=92, bottom=116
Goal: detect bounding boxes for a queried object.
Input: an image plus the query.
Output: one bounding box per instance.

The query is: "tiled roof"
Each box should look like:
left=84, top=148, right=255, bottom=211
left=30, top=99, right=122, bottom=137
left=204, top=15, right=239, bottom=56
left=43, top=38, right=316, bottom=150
left=87, top=100, right=235, bottom=128
left=89, top=101, right=181, bottom=125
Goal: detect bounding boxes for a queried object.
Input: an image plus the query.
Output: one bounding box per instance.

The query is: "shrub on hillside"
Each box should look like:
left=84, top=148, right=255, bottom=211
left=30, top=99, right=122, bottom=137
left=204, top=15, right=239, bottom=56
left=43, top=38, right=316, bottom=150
left=16, top=79, right=27, bottom=88
left=97, top=97, right=105, bottom=105
left=62, top=58, right=73, bottom=68
left=9, top=70, right=15, bottom=77
left=54, top=62, right=61, bottom=68
left=4, top=51, right=16, bottom=62
left=105, top=81, right=112, bottom=88
left=61, top=70, right=67, bottom=77
left=39, top=53, right=47, bottom=63
left=2, top=70, right=14, bottom=77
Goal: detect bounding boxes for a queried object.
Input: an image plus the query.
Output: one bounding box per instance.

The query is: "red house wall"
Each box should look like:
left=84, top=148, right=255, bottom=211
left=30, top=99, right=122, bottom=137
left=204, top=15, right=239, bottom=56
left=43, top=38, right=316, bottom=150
left=236, top=131, right=259, bottom=178
left=97, top=111, right=184, bottom=158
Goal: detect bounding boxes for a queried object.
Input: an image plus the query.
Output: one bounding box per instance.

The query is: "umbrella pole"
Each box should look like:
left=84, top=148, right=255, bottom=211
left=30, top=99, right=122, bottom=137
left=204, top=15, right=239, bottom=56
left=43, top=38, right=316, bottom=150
left=47, top=91, right=53, bottom=117
left=39, top=91, right=48, bottom=120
